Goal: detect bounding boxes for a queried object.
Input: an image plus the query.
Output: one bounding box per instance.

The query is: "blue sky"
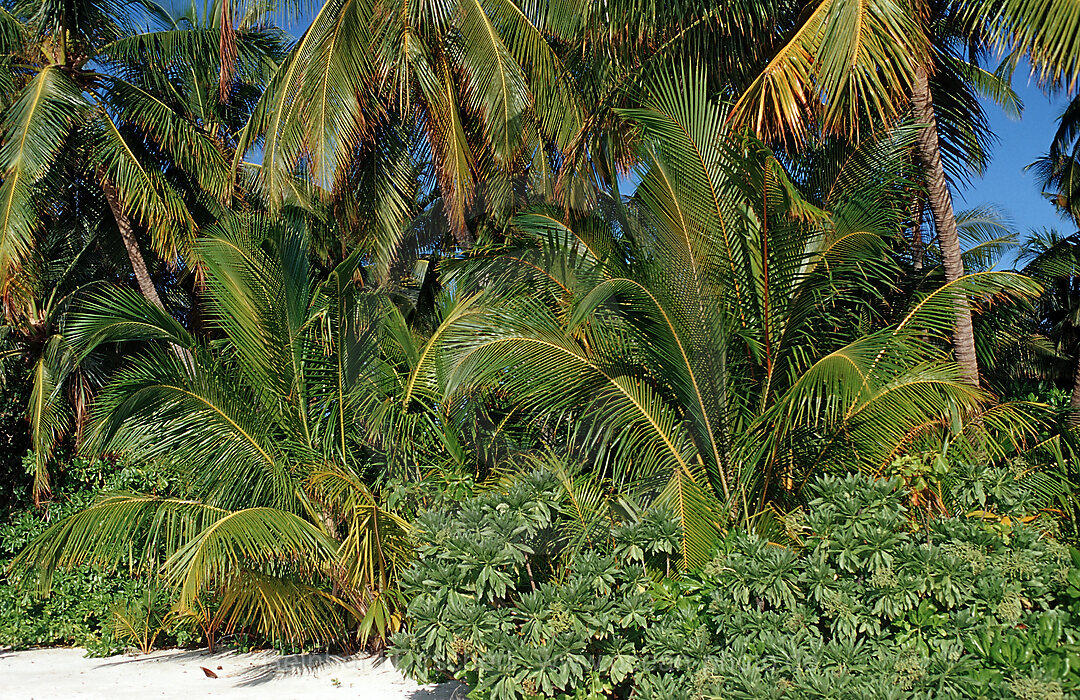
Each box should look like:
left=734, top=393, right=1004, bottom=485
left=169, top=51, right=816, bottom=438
left=958, top=78, right=1073, bottom=241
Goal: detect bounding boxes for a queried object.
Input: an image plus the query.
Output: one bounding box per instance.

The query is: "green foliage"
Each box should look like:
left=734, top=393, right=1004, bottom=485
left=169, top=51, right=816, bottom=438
left=0, top=369, right=31, bottom=516
left=12, top=219, right=458, bottom=649
left=0, top=563, right=140, bottom=656
left=0, top=457, right=169, bottom=655
left=3, top=0, right=1080, bottom=678
left=107, top=585, right=181, bottom=655
left=442, top=77, right=1042, bottom=565
left=391, top=470, right=677, bottom=698
left=392, top=472, right=1080, bottom=699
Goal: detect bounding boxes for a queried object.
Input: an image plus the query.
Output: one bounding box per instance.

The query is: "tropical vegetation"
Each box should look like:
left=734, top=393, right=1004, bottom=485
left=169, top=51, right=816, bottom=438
left=392, top=469, right=1080, bottom=699
left=1, top=0, right=1080, bottom=697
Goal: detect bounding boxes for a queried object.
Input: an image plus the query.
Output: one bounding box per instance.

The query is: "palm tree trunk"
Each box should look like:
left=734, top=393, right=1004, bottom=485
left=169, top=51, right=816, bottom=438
left=101, top=179, right=194, bottom=368
left=101, top=179, right=166, bottom=310
left=910, top=192, right=925, bottom=271
left=912, top=65, right=980, bottom=386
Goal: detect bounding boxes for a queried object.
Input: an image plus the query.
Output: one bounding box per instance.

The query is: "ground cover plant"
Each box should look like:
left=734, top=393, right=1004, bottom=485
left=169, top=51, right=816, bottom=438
left=0, top=457, right=169, bottom=654
left=392, top=470, right=1080, bottom=699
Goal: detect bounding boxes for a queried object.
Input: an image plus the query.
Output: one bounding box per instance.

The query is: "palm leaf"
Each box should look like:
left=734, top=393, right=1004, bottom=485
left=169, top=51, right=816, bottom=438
left=730, top=0, right=927, bottom=142
left=0, top=67, right=87, bottom=284
left=164, top=507, right=338, bottom=607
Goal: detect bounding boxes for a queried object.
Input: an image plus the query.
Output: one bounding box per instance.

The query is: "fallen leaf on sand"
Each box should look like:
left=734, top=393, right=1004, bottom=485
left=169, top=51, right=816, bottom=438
left=200, top=667, right=218, bottom=679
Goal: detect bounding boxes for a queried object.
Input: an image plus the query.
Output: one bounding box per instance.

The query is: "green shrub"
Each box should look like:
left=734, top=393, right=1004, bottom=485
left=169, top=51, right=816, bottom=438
left=391, top=472, right=1080, bottom=699
left=0, top=458, right=177, bottom=655
left=0, top=565, right=144, bottom=655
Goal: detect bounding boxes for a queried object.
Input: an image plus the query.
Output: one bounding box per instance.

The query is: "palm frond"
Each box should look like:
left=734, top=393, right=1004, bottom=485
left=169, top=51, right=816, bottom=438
left=730, top=0, right=927, bottom=142
left=0, top=67, right=87, bottom=285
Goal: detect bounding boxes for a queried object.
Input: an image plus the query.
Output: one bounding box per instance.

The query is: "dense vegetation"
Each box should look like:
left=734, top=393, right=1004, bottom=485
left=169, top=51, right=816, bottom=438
left=393, top=470, right=1080, bottom=699
left=1, top=0, right=1080, bottom=697
left=0, top=457, right=177, bottom=655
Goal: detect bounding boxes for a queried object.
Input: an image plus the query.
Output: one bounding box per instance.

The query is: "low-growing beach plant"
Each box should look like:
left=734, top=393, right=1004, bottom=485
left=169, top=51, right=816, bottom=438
left=391, top=471, right=1080, bottom=699
left=108, top=585, right=175, bottom=655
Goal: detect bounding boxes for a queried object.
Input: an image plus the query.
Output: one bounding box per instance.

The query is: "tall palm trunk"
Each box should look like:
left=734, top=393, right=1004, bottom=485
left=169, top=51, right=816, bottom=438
left=911, top=65, right=980, bottom=386
left=101, top=179, right=166, bottom=311
left=910, top=192, right=925, bottom=271
left=101, top=179, right=193, bottom=368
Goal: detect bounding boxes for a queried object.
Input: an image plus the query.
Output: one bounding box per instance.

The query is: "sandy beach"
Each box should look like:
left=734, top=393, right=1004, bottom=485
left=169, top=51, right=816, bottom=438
left=0, top=647, right=464, bottom=700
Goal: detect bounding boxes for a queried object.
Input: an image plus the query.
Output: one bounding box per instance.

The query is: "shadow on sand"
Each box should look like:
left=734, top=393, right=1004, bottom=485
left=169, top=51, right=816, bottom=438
left=232, top=652, right=466, bottom=697
left=80, top=647, right=466, bottom=697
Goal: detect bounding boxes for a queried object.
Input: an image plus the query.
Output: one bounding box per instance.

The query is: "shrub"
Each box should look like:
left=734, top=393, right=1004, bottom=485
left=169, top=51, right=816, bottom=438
left=391, top=472, right=1080, bottom=699
left=0, top=458, right=177, bottom=655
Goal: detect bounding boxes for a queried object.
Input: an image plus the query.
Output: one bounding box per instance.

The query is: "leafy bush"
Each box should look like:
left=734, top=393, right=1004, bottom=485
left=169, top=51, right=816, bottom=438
left=391, top=472, right=1080, bottom=699
left=0, top=458, right=175, bottom=655
left=0, top=563, right=145, bottom=655
left=391, top=471, right=677, bottom=698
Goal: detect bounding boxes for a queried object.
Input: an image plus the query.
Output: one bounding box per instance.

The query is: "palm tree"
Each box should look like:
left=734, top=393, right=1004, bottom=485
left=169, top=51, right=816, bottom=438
left=732, top=0, right=1032, bottom=387
left=235, top=0, right=582, bottom=250
left=988, top=0, right=1080, bottom=92
left=1004, top=229, right=1080, bottom=426
left=0, top=0, right=205, bottom=309
left=909, top=61, right=978, bottom=386
left=14, top=213, right=492, bottom=646
left=531, top=1, right=1024, bottom=390
left=2, top=214, right=125, bottom=501
left=432, top=73, right=1039, bottom=568
left=1030, top=94, right=1080, bottom=226
left=0, top=0, right=283, bottom=314
left=940, top=0, right=1080, bottom=382
left=0, top=0, right=287, bottom=500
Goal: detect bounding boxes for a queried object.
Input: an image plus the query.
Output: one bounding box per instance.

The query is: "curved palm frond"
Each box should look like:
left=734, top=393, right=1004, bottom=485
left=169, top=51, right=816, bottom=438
left=730, top=0, right=927, bottom=143
left=0, top=67, right=88, bottom=287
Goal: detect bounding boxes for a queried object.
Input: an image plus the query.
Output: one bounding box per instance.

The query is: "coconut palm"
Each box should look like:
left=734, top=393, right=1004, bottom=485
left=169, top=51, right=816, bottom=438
left=13, top=212, right=503, bottom=646
left=0, top=0, right=285, bottom=314
left=918, top=0, right=1080, bottom=383
left=0, top=0, right=288, bottom=500
left=988, top=0, right=1080, bottom=93
left=906, top=5, right=1019, bottom=387
left=999, top=229, right=1080, bottom=426
left=732, top=1, right=1031, bottom=387
left=430, top=73, right=1040, bottom=568
left=530, top=1, right=1024, bottom=392
left=2, top=211, right=127, bottom=501
left=236, top=0, right=582, bottom=251
left=1030, top=94, right=1080, bottom=226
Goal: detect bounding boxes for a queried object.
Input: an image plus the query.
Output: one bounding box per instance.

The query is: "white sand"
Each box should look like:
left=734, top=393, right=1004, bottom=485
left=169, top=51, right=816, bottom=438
left=0, top=647, right=464, bottom=700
